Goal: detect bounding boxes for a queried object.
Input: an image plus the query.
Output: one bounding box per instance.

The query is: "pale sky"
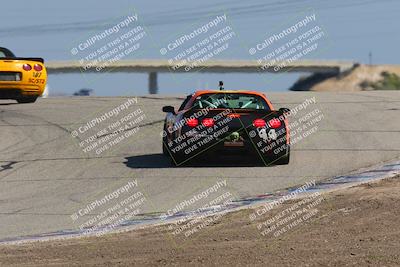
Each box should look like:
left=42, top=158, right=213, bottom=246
left=1, top=0, right=399, bottom=95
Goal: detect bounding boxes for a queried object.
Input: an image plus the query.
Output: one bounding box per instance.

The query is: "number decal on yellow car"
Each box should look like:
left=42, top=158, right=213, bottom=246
left=28, top=78, right=45, bottom=84
left=32, top=72, right=42, bottom=78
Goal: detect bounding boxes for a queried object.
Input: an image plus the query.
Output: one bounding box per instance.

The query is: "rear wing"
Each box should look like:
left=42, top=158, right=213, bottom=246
left=1, top=57, right=44, bottom=63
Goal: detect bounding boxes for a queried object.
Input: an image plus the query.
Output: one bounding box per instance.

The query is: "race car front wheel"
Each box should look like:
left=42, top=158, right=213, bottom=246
left=16, top=97, right=37, bottom=104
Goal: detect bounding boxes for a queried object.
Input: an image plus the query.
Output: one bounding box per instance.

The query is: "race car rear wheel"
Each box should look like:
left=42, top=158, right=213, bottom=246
left=162, top=142, right=169, bottom=156
left=162, top=124, right=170, bottom=156
left=274, top=145, right=290, bottom=165
left=16, top=97, right=37, bottom=104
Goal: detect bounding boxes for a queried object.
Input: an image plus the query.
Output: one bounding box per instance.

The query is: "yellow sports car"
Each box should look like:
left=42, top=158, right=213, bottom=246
left=0, top=47, right=47, bottom=103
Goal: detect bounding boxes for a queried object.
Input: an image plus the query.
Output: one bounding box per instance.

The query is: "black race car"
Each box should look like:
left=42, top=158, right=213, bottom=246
left=162, top=85, right=291, bottom=166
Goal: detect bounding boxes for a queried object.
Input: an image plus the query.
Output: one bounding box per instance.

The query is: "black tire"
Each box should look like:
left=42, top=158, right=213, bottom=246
left=162, top=124, right=170, bottom=156
left=162, top=142, right=169, bottom=156
left=169, top=150, right=191, bottom=167
left=275, top=145, right=290, bottom=165
left=17, top=97, right=37, bottom=103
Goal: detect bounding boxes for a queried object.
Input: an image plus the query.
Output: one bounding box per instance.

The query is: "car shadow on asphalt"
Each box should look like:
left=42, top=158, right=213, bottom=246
left=124, top=153, right=271, bottom=168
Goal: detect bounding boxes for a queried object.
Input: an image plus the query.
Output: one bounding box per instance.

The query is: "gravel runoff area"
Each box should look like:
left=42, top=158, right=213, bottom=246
left=0, top=175, right=399, bottom=266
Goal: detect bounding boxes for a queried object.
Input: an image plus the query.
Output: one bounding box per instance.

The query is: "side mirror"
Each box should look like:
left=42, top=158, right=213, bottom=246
left=279, top=108, right=291, bottom=114
left=162, top=105, right=175, bottom=114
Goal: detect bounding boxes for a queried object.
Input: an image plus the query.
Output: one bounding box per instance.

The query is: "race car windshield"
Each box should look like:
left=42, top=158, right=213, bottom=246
left=192, top=93, right=270, bottom=110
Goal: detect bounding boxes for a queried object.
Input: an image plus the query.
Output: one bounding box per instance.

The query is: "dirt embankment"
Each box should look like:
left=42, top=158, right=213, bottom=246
left=290, top=64, right=400, bottom=91
left=1, top=176, right=400, bottom=266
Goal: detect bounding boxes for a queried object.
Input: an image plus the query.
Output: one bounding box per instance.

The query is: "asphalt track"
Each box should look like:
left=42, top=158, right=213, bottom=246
left=0, top=91, right=399, bottom=241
